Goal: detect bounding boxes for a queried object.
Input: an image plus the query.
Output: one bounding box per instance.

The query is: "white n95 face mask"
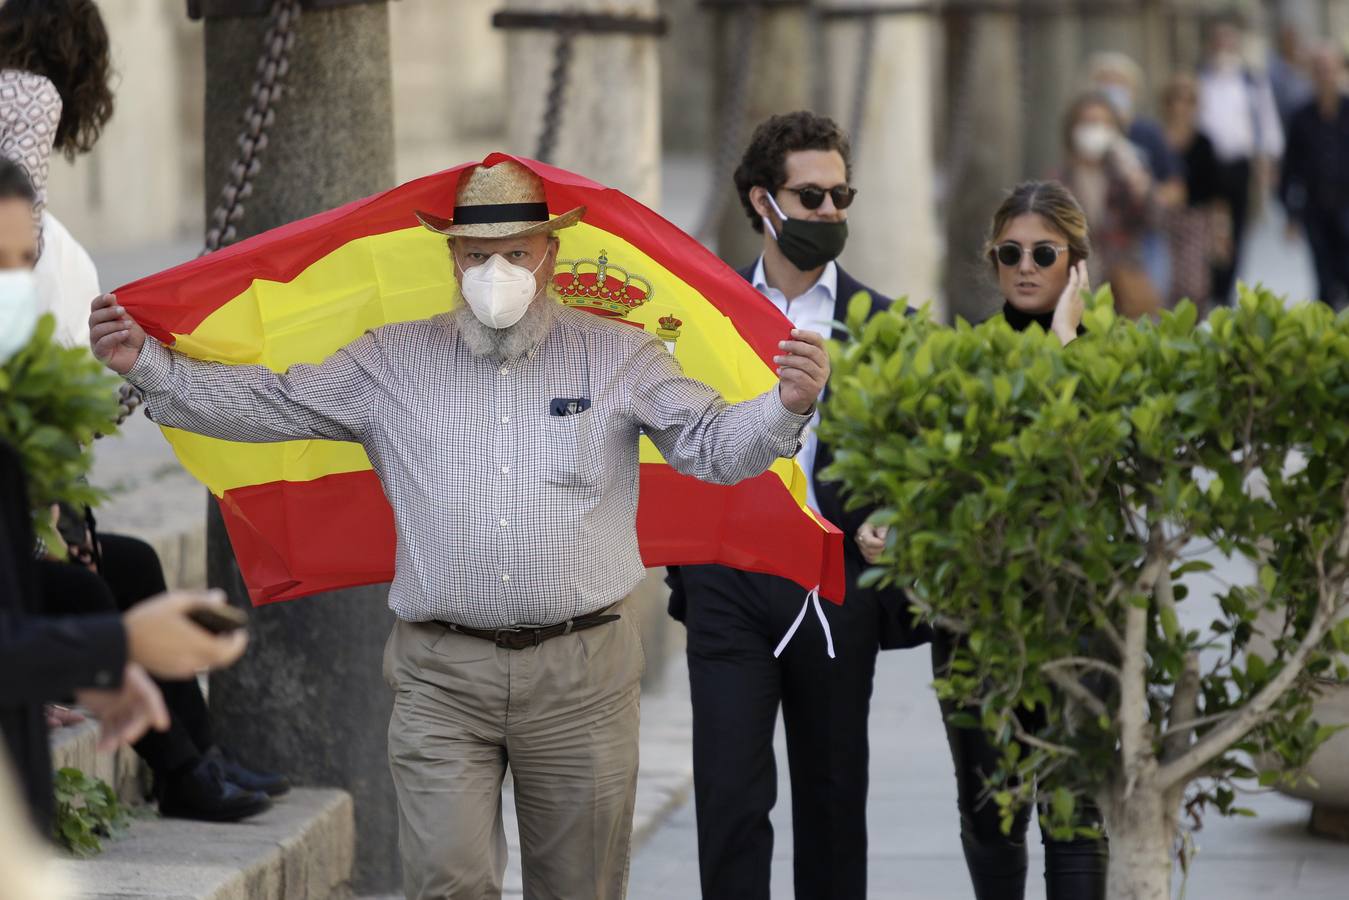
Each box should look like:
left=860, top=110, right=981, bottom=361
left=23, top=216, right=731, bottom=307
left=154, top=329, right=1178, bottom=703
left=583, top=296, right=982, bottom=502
left=0, top=269, right=39, bottom=365
left=459, top=253, right=548, bottom=329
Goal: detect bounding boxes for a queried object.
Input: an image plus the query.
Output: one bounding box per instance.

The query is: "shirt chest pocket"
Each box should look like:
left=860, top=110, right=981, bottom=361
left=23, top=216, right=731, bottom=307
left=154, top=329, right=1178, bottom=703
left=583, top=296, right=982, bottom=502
left=540, top=411, right=607, bottom=491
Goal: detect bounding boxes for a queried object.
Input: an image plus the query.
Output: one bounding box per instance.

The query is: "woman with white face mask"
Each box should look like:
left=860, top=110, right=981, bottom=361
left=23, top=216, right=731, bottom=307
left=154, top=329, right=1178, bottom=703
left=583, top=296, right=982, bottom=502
left=1057, top=92, right=1159, bottom=318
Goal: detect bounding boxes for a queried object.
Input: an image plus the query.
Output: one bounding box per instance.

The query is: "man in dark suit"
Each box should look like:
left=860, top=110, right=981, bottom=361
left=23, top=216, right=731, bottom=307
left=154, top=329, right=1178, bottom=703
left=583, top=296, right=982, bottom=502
left=667, top=111, right=930, bottom=900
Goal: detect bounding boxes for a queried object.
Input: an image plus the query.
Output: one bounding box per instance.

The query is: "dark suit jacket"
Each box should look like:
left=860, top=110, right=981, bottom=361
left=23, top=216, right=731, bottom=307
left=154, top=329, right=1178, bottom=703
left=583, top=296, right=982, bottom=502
left=0, top=441, right=126, bottom=833
left=666, top=262, right=932, bottom=650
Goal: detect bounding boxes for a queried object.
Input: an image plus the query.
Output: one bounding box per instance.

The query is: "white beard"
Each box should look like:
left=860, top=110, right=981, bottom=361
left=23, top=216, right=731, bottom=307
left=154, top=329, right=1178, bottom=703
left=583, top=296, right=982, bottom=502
left=452, top=290, right=559, bottom=360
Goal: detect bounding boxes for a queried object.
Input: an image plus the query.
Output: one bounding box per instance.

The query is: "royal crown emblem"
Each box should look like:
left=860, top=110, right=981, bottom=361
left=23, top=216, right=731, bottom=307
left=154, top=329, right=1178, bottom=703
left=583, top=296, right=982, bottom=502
left=655, top=314, right=683, bottom=343
left=553, top=250, right=654, bottom=321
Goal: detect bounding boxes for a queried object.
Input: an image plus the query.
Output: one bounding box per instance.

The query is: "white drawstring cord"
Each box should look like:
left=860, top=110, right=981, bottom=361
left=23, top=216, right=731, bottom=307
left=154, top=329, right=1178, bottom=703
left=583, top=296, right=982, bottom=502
left=773, top=586, right=835, bottom=660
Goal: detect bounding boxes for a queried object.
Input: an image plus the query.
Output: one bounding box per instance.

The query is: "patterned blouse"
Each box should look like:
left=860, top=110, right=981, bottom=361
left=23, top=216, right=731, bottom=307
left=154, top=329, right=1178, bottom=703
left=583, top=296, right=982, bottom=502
left=0, top=68, right=62, bottom=216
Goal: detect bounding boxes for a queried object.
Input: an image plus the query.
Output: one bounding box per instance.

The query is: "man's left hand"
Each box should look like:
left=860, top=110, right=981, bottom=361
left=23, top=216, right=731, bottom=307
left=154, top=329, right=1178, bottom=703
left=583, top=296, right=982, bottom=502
left=775, top=329, right=830, bottom=416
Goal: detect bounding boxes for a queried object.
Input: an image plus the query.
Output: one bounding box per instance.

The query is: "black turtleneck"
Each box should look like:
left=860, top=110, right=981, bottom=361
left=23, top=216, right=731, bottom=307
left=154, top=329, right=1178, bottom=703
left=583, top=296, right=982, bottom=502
left=999, top=300, right=1057, bottom=333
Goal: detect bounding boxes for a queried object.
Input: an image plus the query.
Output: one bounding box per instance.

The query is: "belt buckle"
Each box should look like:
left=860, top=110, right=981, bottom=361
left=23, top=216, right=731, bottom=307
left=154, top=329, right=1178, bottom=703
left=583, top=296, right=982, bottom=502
left=492, top=625, right=523, bottom=648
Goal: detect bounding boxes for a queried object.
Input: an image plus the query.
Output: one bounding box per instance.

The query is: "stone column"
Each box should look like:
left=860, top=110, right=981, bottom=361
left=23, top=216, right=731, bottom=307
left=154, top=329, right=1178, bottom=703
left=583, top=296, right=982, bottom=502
left=1020, top=2, right=1081, bottom=178
left=503, top=0, right=662, bottom=208
left=820, top=3, right=941, bottom=314
left=200, top=4, right=398, bottom=893
left=942, top=2, right=1023, bottom=325
left=712, top=1, right=815, bottom=265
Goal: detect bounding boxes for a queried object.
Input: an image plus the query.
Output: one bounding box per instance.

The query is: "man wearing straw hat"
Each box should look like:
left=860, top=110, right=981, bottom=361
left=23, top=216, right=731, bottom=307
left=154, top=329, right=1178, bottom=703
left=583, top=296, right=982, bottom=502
left=88, top=159, right=831, bottom=900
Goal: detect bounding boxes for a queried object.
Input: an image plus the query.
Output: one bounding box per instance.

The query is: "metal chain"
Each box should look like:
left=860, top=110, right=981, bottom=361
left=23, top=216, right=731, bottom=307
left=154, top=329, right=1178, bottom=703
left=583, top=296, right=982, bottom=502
left=847, top=13, right=878, bottom=167
left=201, top=0, right=300, bottom=256
left=535, top=25, right=577, bottom=164
left=694, top=3, right=760, bottom=244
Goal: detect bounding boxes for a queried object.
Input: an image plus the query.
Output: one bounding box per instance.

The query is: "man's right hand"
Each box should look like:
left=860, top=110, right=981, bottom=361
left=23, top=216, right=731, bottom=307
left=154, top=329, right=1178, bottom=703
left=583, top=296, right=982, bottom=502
left=89, top=292, right=147, bottom=375
left=123, top=589, right=248, bottom=680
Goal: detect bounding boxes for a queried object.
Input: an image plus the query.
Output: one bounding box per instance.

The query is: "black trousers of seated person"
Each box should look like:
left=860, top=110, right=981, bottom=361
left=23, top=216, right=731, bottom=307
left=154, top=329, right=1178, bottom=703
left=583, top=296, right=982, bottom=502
left=39, top=533, right=212, bottom=777
left=932, top=629, right=1108, bottom=900
left=681, top=564, right=878, bottom=900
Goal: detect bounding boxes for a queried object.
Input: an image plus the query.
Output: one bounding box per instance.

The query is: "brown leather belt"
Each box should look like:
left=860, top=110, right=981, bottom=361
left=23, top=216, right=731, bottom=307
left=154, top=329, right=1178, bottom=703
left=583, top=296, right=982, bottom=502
left=438, top=607, right=620, bottom=650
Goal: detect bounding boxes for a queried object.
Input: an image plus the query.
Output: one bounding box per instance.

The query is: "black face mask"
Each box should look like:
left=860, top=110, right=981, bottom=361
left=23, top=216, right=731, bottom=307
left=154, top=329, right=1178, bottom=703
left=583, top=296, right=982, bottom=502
left=765, top=195, right=848, bottom=272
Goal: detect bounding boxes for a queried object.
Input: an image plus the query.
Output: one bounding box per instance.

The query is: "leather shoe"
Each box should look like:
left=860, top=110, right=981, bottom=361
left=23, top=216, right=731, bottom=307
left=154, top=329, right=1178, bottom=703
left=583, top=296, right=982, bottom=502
left=206, top=746, right=291, bottom=797
left=157, top=756, right=271, bottom=822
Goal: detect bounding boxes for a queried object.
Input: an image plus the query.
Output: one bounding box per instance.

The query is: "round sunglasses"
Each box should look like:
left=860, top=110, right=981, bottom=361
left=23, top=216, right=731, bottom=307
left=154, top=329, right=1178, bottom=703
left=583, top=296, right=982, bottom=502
left=780, top=184, right=858, bottom=211
left=995, top=242, right=1068, bottom=269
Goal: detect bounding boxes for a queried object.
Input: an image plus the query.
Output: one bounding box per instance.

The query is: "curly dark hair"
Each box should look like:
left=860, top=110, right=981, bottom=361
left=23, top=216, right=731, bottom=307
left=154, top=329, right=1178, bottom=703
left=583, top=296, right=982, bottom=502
left=0, top=0, right=114, bottom=160
left=733, top=111, right=852, bottom=234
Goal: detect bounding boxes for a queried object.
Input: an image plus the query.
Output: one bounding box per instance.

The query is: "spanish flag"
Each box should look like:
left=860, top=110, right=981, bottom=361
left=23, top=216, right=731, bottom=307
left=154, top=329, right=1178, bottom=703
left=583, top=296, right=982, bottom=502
left=114, top=154, right=846, bottom=605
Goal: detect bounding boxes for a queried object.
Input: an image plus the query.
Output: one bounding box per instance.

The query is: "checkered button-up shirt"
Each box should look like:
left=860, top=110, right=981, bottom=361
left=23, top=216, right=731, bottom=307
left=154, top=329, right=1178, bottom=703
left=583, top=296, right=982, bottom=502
left=127, top=305, right=810, bottom=628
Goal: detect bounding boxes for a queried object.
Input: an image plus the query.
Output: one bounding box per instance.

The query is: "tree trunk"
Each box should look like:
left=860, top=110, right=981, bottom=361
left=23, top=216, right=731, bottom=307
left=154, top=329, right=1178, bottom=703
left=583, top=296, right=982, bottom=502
left=1102, top=782, right=1179, bottom=900
left=201, top=4, right=399, bottom=893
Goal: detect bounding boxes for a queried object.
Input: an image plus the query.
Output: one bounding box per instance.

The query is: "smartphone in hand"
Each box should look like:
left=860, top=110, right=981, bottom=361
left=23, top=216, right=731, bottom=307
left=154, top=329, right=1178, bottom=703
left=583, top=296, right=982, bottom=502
left=186, top=603, right=248, bottom=635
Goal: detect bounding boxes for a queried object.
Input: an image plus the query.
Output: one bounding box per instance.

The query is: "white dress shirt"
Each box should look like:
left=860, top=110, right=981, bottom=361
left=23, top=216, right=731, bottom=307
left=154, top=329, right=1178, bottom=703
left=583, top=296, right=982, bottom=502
left=1198, top=65, right=1285, bottom=163
left=750, top=256, right=836, bottom=512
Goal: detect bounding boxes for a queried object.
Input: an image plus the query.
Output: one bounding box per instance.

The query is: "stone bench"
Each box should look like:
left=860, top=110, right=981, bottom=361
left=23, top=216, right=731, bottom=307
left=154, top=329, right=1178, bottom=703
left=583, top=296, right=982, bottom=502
left=57, top=788, right=353, bottom=900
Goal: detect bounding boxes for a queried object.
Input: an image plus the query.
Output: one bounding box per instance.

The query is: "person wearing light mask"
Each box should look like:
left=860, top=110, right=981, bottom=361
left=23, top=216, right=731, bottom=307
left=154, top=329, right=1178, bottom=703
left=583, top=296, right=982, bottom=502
left=0, top=158, right=251, bottom=838
left=88, top=159, right=830, bottom=899
left=1086, top=52, right=1185, bottom=302
left=664, top=111, right=927, bottom=900
left=1058, top=92, right=1159, bottom=318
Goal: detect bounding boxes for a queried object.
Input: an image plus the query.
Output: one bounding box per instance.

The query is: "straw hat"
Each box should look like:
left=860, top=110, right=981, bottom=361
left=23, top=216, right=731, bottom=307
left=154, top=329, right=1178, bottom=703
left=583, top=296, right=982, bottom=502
left=415, top=160, right=585, bottom=239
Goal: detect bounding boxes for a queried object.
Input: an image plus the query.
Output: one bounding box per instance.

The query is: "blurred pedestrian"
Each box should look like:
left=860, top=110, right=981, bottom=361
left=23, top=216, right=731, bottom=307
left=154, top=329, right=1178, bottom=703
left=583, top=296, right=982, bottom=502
left=1196, top=13, right=1284, bottom=305
left=666, top=111, right=930, bottom=900
left=1160, top=74, right=1229, bottom=311
left=1057, top=92, right=1158, bottom=318
left=1268, top=21, right=1315, bottom=131
left=1280, top=43, right=1349, bottom=310
left=1086, top=52, right=1185, bottom=300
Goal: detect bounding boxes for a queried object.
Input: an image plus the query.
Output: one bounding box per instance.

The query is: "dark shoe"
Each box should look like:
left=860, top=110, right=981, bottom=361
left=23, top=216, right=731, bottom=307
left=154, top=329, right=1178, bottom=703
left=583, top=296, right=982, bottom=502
left=206, top=746, right=291, bottom=797
left=157, top=756, right=272, bottom=822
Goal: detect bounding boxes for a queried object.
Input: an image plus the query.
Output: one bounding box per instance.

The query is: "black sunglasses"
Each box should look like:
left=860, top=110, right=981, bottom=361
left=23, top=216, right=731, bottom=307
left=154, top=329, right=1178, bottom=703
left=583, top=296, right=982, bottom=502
left=780, top=184, right=857, bottom=211
left=995, top=242, right=1069, bottom=269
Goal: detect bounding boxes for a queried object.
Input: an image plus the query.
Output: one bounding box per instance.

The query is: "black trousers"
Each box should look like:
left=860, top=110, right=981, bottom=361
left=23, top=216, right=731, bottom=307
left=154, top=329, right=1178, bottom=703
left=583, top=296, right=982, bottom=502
left=1303, top=206, right=1349, bottom=309
left=681, top=565, right=878, bottom=900
left=932, top=631, right=1107, bottom=900
left=39, top=533, right=213, bottom=776
left=1210, top=157, right=1253, bottom=306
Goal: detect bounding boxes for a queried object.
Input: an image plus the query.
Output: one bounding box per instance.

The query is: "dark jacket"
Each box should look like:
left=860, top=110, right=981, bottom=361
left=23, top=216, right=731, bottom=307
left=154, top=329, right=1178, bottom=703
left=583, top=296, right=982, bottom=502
left=1280, top=95, right=1349, bottom=217
left=0, top=441, right=126, bottom=834
left=667, top=263, right=932, bottom=650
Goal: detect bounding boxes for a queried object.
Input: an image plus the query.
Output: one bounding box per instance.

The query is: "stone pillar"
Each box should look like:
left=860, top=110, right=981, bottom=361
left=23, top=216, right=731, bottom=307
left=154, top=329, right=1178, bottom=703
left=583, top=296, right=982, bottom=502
left=503, top=0, right=662, bottom=208
left=1019, top=3, right=1082, bottom=183
left=200, top=4, right=398, bottom=893
left=820, top=3, right=941, bottom=314
left=942, top=3, right=1023, bottom=325
left=713, top=1, right=814, bottom=265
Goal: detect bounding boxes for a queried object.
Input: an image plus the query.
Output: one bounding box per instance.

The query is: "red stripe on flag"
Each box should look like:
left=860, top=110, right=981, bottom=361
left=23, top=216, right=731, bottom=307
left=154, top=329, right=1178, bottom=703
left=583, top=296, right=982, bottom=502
left=218, top=466, right=845, bottom=606
left=636, top=464, right=845, bottom=604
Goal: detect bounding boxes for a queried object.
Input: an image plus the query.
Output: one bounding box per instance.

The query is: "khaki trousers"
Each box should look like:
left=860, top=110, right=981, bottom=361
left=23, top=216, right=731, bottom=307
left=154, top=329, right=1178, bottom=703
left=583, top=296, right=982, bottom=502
left=382, top=599, right=644, bottom=900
